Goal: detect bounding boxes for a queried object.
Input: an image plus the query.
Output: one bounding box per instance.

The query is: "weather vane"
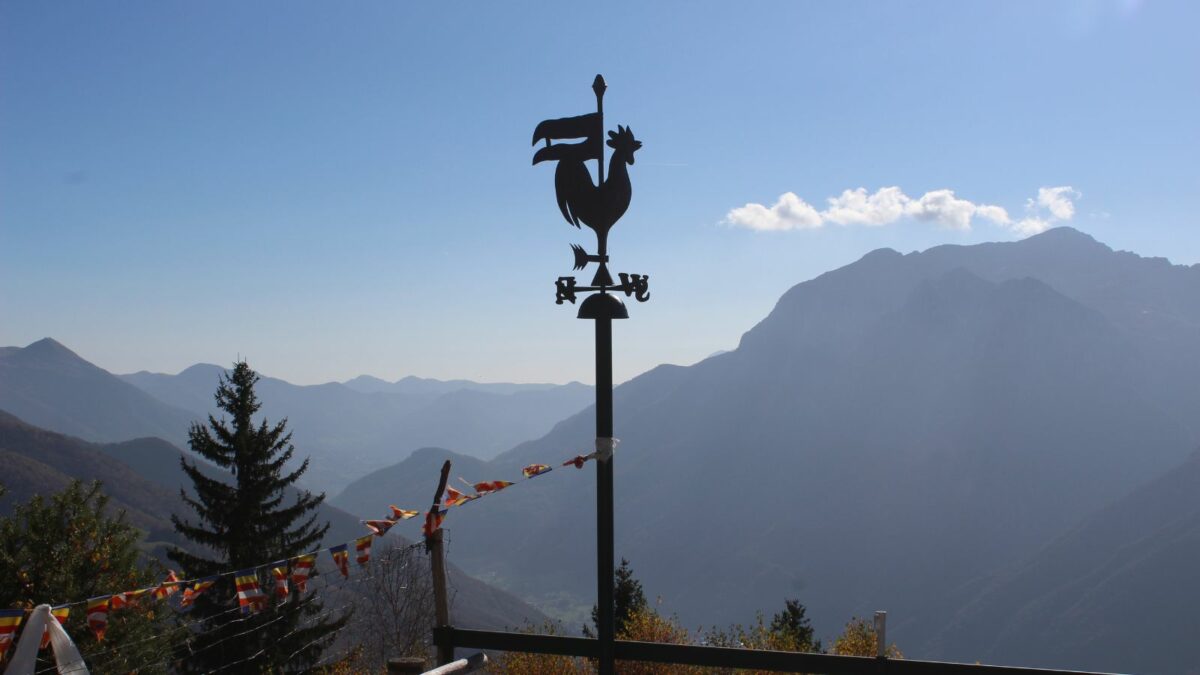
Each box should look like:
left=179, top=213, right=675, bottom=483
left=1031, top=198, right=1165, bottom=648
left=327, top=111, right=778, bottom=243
left=534, top=74, right=650, bottom=314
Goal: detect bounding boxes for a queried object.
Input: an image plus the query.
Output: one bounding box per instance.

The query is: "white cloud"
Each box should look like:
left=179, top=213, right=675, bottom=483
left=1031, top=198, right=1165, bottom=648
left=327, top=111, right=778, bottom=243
left=725, top=184, right=1080, bottom=237
left=1033, top=186, right=1081, bottom=221
left=823, top=187, right=909, bottom=226
left=725, top=192, right=823, bottom=231
left=905, top=189, right=1004, bottom=231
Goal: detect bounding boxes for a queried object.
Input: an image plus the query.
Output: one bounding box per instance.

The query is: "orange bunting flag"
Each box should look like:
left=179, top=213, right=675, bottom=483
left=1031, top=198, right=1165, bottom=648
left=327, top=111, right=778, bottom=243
left=235, top=570, right=267, bottom=614
left=291, top=554, right=316, bottom=592
left=181, top=577, right=217, bottom=608
left=363, top=519, right=395, bottom=536
left=41, top=605, right=70, bottom=650
left=442, top=486, right=476, bottom=507
left=355, top=535, right=373, bottom=567
left=422, top=509, right=447, bottom=538
left=389, top=506, right=419, bottom=520
left=471, top=479, right=514, bottom=495
left=330, top=544, right=350, bottom=578
left=152, top=570, right=181, bottom=600
left=271, top=566, right=290, bottom=601
left=522, top=463, right=552, bottom=478
left=0, top=609, right=23, bottom=661
left=111, top=587, right=149, bottom=610
left=86, top=596, right=111, bottom=642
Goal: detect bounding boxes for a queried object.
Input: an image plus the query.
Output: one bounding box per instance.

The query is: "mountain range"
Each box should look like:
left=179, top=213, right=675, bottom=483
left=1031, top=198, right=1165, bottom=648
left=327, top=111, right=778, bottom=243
left=0, top=339, right=591, bottom=493
left=5, top=226, right=1198, bottom=671
left=329, top=227, right=1200, bottom=672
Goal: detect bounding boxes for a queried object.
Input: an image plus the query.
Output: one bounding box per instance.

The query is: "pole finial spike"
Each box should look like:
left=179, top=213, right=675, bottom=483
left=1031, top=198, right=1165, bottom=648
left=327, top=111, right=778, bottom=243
left=593, top=74, right=607, bottom=99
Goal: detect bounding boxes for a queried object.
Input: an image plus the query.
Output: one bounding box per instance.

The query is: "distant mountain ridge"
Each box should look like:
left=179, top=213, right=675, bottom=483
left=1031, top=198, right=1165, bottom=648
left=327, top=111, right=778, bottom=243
left=120, top=365, right=593, bottom=492
left=0, top=339, right=592, bottom=493
left=331, top=227, right=1200, bottom=673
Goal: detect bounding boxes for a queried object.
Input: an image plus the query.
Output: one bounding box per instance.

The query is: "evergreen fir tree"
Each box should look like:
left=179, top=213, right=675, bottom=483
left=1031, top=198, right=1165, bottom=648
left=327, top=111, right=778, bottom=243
left=169, top=361, right=344, bottom=672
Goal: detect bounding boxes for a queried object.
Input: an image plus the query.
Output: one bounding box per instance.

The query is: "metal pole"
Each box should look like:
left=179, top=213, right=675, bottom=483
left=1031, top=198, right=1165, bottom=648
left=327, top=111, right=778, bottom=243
left=595, top=315, right=615, bottom=675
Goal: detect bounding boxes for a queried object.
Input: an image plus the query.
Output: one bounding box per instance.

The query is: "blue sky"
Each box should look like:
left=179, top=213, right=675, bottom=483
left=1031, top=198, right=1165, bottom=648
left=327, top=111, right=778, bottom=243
left=2, top=1, right=1196, bottom=384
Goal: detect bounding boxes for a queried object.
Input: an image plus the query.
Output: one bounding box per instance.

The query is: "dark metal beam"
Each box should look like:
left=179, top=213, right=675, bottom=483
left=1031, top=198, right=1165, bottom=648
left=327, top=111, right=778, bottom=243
left=435, top=628, right=1125, bottom=675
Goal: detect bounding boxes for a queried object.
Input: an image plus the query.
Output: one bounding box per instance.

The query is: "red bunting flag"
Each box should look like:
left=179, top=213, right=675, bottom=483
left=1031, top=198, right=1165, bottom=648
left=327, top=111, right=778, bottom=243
left=271, top=566, right=289, bottom=601
left=355, top=535, right=373, bottom=567
left=522, top=463, right=552, bottom=478
left=111, top=587, right=149, bottom=610
left=471, top=479, right=514, bottom=495
left=363, top=519, right=395, bottom=536
left=442, top=486, right=476, bottom=507
left=86, top=596, right=111, bottom=641
left=389, top=506, right=419, bottom=520
left=41, top=605, right=70, bottom=649
left=152, top=570, right=182, bottom=600
left=330, top=544, right=350, bottom=578
left=422, top=509, right=447, bottom=538
left=181, top=577, right=217, bottom=608
left=235, top=570, right=267, bottom=614
left=562, top=454, right=591, bottom=469
left=291, top=554, right=316, bottom=592
left=0, top=609, right=23, bottom=661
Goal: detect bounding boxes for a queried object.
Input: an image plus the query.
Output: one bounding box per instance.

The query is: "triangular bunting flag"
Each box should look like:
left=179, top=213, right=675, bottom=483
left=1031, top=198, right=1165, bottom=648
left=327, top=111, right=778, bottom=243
left=522, top=463, right=552, bottom=478
left=291, top=554, right=316, bottom=592
left=235, top=570, right=267, bottom=614
left=86, top=596, right=111, bottom=642
left=472, top=479, right=514, bottom=495
left=181, top=577, right=217, bottom=608
left=41, top=605, right=69, bottom=650
left=330, top=544, right=350, bottom=579
left=0, top=609, right=23, bottom=661
left=363, top=519, right=395, bottom=536
left=271, top=565, right=290, bottom=602
left=355, top=535, right=372, bottom=568
left=389, top=506, right=419, bottom=520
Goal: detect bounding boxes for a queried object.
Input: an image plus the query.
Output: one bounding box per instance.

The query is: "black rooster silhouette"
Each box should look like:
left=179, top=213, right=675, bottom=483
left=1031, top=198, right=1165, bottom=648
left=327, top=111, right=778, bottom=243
left=532, top=123, right=642, bottom=248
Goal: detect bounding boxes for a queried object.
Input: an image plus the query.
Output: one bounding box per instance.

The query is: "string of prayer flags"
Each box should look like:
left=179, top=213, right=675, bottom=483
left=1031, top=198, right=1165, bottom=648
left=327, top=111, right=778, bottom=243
left=152, top=570, right=181, bottom=600
left=0, top=609, right=23, bottom=661
left=468, top=479, right=513, bottom=495
left=235, top=570, right=267, bottom=614
left=355, top=535, right=373, bottom=567
left=291, top=554, right=316, bottom=592
left=390, top=506, right=419, bottom=520
left=270, top=566, right=289, bottom=602
left=422, top=509, right=447, bottom=538
left=40, top=605, right=69, bottom=649
left=442, top=485, right=476, bottom=507
left=523, top=463, right=552, bottom=478
left=330, top=544, right=350, bottom=579
left=181, top=577, right=217, bottom=608
left=363, top=519, right=396, bottom=536
left=86, top=596, right=110, bottom=641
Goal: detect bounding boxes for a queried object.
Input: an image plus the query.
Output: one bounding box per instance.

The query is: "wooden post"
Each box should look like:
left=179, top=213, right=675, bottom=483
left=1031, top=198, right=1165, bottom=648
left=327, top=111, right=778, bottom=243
left=428, top=460, right=453, bottom=666
left=874, top=611, right=887, bottom=658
